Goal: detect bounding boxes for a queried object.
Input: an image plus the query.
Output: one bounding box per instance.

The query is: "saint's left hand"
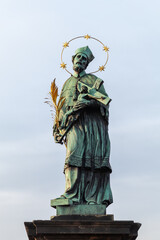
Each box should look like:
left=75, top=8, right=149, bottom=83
left=73, top=98, right=90, bottom=110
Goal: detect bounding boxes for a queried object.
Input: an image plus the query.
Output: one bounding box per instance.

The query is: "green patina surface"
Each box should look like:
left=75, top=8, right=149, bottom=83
left=53, top=46, right=113, bottom=208
left=55, top=205, right=106, bottom=216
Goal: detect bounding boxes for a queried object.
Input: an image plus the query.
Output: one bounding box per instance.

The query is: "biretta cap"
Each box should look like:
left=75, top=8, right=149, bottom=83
left=75, top=46, right=94, bottom=63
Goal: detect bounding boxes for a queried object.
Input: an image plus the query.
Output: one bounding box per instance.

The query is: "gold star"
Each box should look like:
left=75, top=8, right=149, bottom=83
left=84, top=34, right=91, bottom=40
left=99, top=65, right=105, bottom=71
left=103, top=46, right=109, bottom=52
left=63, top=42, right=69, bottom=48
left=60, top=62, right=66, bottom=69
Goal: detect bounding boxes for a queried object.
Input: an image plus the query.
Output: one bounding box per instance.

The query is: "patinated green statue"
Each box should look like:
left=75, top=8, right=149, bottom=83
left=53, top=46, right=113, bottom=207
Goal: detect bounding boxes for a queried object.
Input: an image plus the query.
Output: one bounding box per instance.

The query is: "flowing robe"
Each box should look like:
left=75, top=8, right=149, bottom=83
left=54, top=73, right=113, bottom=205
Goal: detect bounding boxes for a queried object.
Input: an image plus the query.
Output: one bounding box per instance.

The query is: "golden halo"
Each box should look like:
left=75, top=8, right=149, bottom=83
left=60, top=34, right=109, bottom=75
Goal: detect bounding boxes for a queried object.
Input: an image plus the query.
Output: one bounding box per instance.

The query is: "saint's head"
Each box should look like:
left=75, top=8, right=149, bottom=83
left=72, top=46, right=94, bottom=74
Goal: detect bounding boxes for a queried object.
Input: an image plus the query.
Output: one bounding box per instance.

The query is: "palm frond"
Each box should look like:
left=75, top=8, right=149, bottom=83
left=49, top=79, right=58, bottom=109
left=57, top=98, right=65, bottom=115
left=45, top=78, right=66, bottom=127
left=57, top=97, right=65, bottom=108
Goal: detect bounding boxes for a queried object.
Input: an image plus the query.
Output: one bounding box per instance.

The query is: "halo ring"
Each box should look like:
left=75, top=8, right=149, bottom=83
left=60, top=35, right=109, bottom=75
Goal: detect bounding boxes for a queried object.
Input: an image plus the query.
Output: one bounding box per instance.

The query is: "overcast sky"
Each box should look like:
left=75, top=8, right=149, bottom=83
left=0, top=0, right=160, bottom=239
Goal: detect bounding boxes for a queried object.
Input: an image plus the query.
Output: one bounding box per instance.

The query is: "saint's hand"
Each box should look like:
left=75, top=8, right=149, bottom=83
left=54, top=133, right=63, bottom=144
left=60, top=113, right=69, bottom=129
left=60, top=109, right=73, bottom=129
left=73, top=98, right=90, bottom=111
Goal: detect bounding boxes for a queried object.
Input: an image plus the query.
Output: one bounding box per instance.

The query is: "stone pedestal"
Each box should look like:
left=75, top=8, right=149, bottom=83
left=24, top=215, right=141, bottom=240
left=50, top=198, right=107, bottom=216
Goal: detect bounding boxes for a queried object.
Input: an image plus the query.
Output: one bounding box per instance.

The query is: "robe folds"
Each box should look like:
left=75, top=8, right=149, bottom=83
left=55, top=73, right=113, bottom=205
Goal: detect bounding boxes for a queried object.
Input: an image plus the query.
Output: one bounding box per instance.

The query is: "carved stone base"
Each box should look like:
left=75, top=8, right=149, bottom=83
left=24, top=215, right=141, bottom=240
left=51, top=203, right=106, bottom=216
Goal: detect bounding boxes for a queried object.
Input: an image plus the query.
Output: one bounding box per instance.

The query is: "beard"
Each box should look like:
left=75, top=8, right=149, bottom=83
left=73, top=65, right=83, bottom=73
left=73, top=62, right=85, bottom=73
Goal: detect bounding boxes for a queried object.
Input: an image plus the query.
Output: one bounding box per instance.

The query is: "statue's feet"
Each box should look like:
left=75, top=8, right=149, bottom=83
left=102, top=200, right=109, bottom=207
left=55, top=195, right=66, bottom=200
left=50, top=196, right=73, bottom=207
left=87, top=201, right=97, bottom=205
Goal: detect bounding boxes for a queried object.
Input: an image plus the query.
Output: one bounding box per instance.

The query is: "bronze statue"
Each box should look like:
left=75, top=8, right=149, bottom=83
left=25, top=38, right=142, bottom=240
left=52, top=46, right=113, bottom=207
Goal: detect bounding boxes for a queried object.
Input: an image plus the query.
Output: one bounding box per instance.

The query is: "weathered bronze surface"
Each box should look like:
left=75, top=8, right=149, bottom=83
left=53, top=46, right=113, bottom=207
left=24, top=43, right=141, bottom=240
left=51, top=204, right=106, bottom=216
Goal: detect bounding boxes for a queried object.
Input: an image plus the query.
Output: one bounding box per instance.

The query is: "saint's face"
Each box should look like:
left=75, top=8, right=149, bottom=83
left=73, top=53, right=88, bottom=73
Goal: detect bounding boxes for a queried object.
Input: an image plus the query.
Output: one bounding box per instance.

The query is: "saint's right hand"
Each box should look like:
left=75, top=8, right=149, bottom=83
left=60, top=113, right=69, bottom=129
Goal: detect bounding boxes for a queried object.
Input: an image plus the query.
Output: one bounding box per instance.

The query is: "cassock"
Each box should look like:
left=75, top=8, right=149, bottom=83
left=54, top=71, right=113, bottom=205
